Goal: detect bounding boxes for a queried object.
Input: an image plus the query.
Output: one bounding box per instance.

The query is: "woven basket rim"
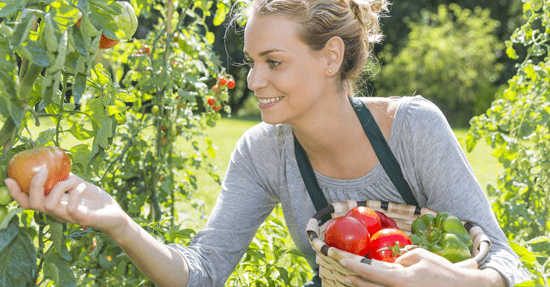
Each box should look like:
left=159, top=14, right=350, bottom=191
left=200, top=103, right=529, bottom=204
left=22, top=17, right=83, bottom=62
left=306, top=199, right=492, bottom=278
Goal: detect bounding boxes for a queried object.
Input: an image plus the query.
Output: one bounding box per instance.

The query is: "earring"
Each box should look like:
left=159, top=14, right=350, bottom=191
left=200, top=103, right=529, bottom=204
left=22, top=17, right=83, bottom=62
left=328, top=69, right=332, bottom=73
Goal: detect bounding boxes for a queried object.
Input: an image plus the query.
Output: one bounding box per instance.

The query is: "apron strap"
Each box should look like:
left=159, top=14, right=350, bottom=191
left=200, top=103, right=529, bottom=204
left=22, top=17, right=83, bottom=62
left=294, top=97, right=419, bottom=218
left=349, top=97, right=419, bottom=207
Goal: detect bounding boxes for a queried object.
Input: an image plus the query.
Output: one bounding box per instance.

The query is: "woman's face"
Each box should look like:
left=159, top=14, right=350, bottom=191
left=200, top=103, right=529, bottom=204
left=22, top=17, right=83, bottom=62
left=243, top=12, right=330, bottom=125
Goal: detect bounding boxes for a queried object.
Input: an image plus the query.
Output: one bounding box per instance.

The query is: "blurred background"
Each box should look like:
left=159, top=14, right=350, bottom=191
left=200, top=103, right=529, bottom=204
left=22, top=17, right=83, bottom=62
left=135, top=0, right=525, bottom=128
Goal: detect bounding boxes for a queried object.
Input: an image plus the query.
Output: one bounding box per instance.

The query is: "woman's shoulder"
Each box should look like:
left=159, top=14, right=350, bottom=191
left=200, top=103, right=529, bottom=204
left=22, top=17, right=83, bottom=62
left=236, top=122, right=291, bottom=154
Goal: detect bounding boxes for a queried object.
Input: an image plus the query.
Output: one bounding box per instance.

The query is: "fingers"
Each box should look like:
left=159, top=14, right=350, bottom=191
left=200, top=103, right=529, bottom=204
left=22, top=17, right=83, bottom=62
left=28, top=167, right=48, bottom=210
left=394, top=249, right=423, bottom=267
left=345, top=275, right=388, bottom=287
left=42, top=175, right=87, bottom=224
left=341, top=258, right=404, bottom=287
left=4, top=178, right=30, bottom=209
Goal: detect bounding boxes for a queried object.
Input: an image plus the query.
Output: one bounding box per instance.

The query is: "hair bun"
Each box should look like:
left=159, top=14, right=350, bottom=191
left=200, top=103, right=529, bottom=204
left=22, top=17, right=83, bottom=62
left=347, top=0, right=389, bottom=43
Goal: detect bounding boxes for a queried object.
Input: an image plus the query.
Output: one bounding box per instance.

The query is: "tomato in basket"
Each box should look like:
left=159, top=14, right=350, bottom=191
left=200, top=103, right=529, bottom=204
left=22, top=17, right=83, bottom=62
left=375, top=211, right=399, bottom=229
left=324, top=216, right=370, bottom=257
left=368, top=228, right=412, bottom=262
left=346, top=206, right=381, bottom=237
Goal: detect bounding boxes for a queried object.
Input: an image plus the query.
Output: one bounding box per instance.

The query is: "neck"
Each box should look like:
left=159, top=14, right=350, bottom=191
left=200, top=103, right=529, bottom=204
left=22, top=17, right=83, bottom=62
left=291, top=95, right=365, bottom=164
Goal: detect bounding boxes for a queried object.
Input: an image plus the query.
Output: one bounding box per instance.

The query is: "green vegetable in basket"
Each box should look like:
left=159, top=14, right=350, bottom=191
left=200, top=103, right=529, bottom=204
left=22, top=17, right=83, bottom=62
left=409, top=212, right=473, bottom=263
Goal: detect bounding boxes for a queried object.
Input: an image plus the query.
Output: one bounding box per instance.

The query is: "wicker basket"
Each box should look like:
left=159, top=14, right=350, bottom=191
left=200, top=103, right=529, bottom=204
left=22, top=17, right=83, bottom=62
left=306, top=200, right=492, bottom=287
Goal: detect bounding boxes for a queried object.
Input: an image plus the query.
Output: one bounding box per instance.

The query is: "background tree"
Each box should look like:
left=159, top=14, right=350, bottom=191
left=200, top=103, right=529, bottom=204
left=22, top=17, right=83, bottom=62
left=373, top=4, right=504, bottom=127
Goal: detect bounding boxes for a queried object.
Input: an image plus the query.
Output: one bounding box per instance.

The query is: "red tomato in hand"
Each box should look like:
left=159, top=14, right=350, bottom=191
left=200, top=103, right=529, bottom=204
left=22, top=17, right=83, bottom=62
left=375, top=211, right=399, bottom=229
left=346, top=206, right=381, bottom=237
left=324, top=216, right=370, bottom=257
left=368, top=228, right=412, bottom=262
left=8, top=146, right=72, bottom=195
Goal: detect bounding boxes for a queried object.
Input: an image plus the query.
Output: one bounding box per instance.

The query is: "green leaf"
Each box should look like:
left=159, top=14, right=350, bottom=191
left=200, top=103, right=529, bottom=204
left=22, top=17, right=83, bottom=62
left=73, top=73, right=87, bottom=104
left=44, top=248, right=77, bottom=287
left=509, top=240, right=536, bottom=265
left=213, top=3, right=229, bottom=26
left=10, top=9, right=37, bottom=51
left=49, top=0, right=80, bottom=33
left=178, top=89, right=196, bottom=102
left=89, top=6, right=120, bottom=40
left=17, top=40, right=50, bottom=67
left=35, top=127, right=57, bottom=146
left=0, top=215, right=20, bottom=249
left=49, top=220, right=64, bottom=256
left=44, top=262, right=60, bottom=285
left=68, top=122, right=95, bottom=140
left=206, top=31, right=215, bottom=45
left=0, top=0, right=25, bottom=18
left=0, top=219, right=37, bottom=287
left=525, top=236, right=550, bottom=245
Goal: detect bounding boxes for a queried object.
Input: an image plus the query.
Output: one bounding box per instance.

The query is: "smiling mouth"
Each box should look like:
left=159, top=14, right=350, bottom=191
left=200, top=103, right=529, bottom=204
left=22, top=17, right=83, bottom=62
left=257, top=96, right=284, bottom=104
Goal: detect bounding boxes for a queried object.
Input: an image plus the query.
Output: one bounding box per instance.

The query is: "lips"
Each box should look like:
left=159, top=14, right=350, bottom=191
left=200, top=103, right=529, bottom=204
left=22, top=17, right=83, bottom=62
left=257, top=96, right=284, bottom=104
left=257, top=96, right=284, bottom=109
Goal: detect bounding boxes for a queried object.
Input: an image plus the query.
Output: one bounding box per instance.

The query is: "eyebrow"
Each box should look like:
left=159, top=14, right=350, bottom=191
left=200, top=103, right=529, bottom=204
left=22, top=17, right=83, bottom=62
left=243, top=49, right=285, bottom=58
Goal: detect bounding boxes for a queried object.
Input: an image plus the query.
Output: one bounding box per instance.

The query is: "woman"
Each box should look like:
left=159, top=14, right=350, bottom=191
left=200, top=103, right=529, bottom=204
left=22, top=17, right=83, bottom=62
left=5, top=0, right=530, bottom=286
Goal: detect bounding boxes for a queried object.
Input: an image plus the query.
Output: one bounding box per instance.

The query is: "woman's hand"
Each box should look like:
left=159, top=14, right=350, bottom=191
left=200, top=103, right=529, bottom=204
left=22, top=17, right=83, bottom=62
left=4, top=167, right=130, bottom=239
left=340, top=248, right=506, bottom=287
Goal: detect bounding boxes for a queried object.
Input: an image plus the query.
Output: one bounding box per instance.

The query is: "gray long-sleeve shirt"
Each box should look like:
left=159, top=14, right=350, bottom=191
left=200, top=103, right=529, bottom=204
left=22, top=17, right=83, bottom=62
left=168, top=96, right=530, bottom=287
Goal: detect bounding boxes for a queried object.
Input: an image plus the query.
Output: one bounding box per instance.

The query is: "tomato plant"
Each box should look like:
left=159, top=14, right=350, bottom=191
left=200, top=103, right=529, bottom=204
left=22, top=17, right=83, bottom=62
left=368, top=228, right=411, bottom=262
left=8, top=146, right=71, bottom=195
left=0, top=0, right=231, bottom=285
left=346, top=206, right=381, bottom=237
left=0, top=206, right=8, bottom=223
left=324, top=216, right=370, bottom=257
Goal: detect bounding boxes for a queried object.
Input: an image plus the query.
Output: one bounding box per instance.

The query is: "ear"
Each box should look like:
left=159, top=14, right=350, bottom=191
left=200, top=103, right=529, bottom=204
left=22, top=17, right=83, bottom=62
left=323, top=36, right=345, bottom=77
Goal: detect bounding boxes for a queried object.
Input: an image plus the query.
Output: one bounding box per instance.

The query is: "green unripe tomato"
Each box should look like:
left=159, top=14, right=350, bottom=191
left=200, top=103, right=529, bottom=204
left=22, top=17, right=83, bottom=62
left=151, top=105, right=159, bottom=115
left=113, top=1, right=138, bottom=40
left=0, top=186, right=12, bottom=205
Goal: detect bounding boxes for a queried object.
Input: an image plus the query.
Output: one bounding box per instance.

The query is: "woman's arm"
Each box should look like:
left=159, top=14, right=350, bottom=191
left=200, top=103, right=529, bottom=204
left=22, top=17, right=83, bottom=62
left=5, top=171, right=191, bottom=287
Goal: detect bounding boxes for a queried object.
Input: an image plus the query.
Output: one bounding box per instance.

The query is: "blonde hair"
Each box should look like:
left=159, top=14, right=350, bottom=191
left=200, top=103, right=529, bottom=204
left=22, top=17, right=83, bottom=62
left=230, top=0, right=390, bottom=95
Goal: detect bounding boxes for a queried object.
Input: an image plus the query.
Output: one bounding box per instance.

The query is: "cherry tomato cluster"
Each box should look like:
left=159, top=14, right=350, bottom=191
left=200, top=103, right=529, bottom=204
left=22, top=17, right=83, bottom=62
left=217, top=76, right=235, bottom=89
left=136, top=45, right=151, bottom=56
left=206, top=96, right=221, bottom=111
left=324, top=206, right=411, bottom=263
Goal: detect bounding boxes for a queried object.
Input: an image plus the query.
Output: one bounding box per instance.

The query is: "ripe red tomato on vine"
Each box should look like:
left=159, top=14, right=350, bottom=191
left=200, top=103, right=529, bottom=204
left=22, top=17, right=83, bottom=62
left=217, top=77, right=227, bottom=87
left=227, top=79, right=235, bottom=89
left=207, top=97, right=216, bottom=107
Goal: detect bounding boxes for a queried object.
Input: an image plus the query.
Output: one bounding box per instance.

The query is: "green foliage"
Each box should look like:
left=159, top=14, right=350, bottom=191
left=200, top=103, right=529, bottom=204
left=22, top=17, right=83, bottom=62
left=466, top=0, right=550, bottom=284
left=374, top=4, right=504, bottom=127
left=0, top=0, right=232, bottom=286
left=226, top=205, right=312, bottom=287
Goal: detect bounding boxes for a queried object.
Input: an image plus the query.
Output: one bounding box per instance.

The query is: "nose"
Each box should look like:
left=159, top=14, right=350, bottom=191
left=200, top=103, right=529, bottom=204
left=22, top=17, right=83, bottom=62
left=247, top=66, right=268, bottom=91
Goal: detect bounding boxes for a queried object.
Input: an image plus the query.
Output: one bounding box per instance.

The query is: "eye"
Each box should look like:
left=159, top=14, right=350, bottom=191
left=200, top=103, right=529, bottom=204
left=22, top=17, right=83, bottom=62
left=245, top=58, right=255, bottom=68
left=267, top=59, right=281, bottom=69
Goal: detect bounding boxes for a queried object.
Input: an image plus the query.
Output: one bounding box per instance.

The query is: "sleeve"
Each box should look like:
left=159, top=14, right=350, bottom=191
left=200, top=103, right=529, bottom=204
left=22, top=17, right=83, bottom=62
left=404, top=97, right=531, bottom=286
left=168, top=123, right=280, bottom=287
